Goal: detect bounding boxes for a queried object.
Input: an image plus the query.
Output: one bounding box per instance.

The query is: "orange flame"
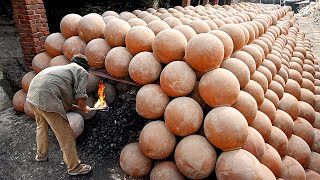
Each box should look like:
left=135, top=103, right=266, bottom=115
left=94, top=80, right=107, bottom=108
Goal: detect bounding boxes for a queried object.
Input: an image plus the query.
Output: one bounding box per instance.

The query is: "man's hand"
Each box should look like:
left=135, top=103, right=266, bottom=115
left=71, top=104, right=91, bottom=113
left=74, top=98, right=91, bottom=113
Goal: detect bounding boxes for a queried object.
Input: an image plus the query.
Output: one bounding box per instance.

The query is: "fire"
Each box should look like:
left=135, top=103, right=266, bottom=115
left=94, top=80, right=107, bottom=109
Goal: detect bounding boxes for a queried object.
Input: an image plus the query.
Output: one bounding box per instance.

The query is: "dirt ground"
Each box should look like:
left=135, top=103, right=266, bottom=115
left=0, top=7, right=320, bottom=180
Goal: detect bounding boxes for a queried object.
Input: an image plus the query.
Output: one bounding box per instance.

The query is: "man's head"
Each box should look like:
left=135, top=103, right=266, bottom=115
left=70, top=54, right=90, bottom=71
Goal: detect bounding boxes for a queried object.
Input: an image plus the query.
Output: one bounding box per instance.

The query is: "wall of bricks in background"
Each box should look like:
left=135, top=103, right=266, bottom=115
left=11, top=0, right=49, bottom=65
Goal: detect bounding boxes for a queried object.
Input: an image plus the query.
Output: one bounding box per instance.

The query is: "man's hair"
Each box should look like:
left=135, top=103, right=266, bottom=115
left=70, top=54, right=90, bottom=71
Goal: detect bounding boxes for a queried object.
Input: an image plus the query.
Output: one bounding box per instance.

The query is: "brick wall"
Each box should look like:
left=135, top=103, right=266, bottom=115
left=11, top=0, right=49, bottom=65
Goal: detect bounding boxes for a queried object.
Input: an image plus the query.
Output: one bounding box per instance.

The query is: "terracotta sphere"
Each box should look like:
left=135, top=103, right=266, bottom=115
left=153, top=29, right=187, bottom=64
left=199, top=68, right=240, bottom=107
left=13, top=90, right=26, bottom=112
left=251, top=71, right=269, bottom=93
left=266, top=126, right=288, bottom=157
left=179, top=18, right=192, bottom=25
left=164, top=97, right=203, bottom=136
left=259, top=98, right=277, bottom=123
left=173, top=25, right=197, bottom=42
left=241, top=23, right=256, bottom=44
left=208, top=30, right=234, bottom=60
left=302, top=71, right=315, bottom=83
left=252, top=39, right=269, bottom=57
left=266, top=54, right=281, bottom=71
left=85, top=38, right=111, bottom=69
left=277, top=67, right=289, bottom=83
left=60, top=13, right=82, bottom=38
left=290, top=62, right=303, bottom=75
left=287, top=134, right=311, bottom=168
left=232, top=91, right=258, bottom=125
left=24, top=102, right=35, bottom=120
left=293, top=51, right=305, bottom=62
left=221, top=58, right=250, bottom=88
left=77, top=13, right=105, bottom=43
left=285, top=79, right=301, bottom=100
left=306, top=170, right=320, bottom=180
left=32, top=52, right=52, bottom=73
left=128, top=52, right=161, bottom=85
left=281, top=156, right=306, bottom=180
left=308, top=152, right=320, bottom=174
left=119, top=11, right=136, bottom=21
left=146, top=20, right=170, bottom=36
left=212, top=19, right=226, bottom=27
left=44, top=33, right=66, bottom=57
left=103, top=16, right=118, bottom=25
left=204, top=106, right=248, bottom=151
left=66, top=112, right=84, bottom=138
left=86, top=73, right=101, bottom=94
left=279, top=93, right=300, bottom=120
left=302, top=78, right=315, bottom=94
left=294, top=117, right=315, bottom=147
left=269, top=80, right=285, bottom=100
left=273, top=110, right=294, bottom=139
left=136, top=84, right=170, bottom=119
left=104, top=19, right=131, bottom=47
left=204, top=20, right=218, bottom=30
left=185, top=33, right=224, bottom=72
left=260, top=163, right=276, bottom=180
left=265, top=89, right=280, bottom=108
left=260, top=143, right=282, bottom=178
left=273, top=75, right=286, bottom=89
left=62, top=36, right=86, bottom=60
left=143, top=15, right=161, bottom=24
left=251, top=111, right=272, bottom=141
left=298, top=101, right=316, bottom=124
left=242, top=127, right=265, bottom=159
left=105, top=47, right=132, bottom=78
left=102, top=10, right=119, bottom=17
left=125, top=26, right=155, bottom=55
left=139, top=120, right=176, bottom=159
left=188, top=20, right=211, bottom=34
left=127, top=18, right=147, bottom=27
left=49, top=55, right=69, bottom=67
left=150, top=161, right=185, bottom=180
left=241, top=45, right=263, bottom=69
left=303, top=64, right=315, bottom=76
left=219, top=24, right=246, bottom=50
left=160, top=61, right=196, bottom=97
left=120, top=142, right=153, bottom=177
left=242, top=80, right=265, bottom=108
left=21, top=71, right=36, bottom=92
left=163, top=17, right=182, bottom=28
left=230, top=51, right=256, bottom=76
left=312, top=128, right=320, bottom=153
left=300, top=88, right=315, bottom=109
left=216, top=149, right=263, bottom=179
left=316, top=95, right=320, bottom=112
left=174, top=135, right=217, bottom=179
left=314, top=112, right=320, bottom=128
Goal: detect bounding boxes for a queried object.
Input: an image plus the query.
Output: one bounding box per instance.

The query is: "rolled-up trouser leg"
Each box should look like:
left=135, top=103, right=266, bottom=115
left=30, top=104, right=49, bottom=159
left=37, top=109, right=81, bottom=172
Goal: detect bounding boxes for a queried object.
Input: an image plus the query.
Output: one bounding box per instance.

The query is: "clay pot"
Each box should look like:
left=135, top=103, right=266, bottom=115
left=146, top=20, right=171, bottom=35
left=32, top=52, right=52, bottom=74
left=294, top=117, right=315, bottom=147
left=260, top=143, right=282, bottom=178
left=298, top=101, right=316, bottom=124
left=279, top=93, right=300, bottom=120
left=136, top=84, right=170, bottom=119
left=287, top=135, right=311, bottom=168
left=85, top=38, right=111, bottom=69
left=221, top=58, right=250, bottom=88
left=306, top=170, right=320, bottom=180
left=44, top=33, right=66, bottom=57
left=120, top=142, right=153, bottom=177
left=273, top=75, right=286, bottom=89
left=230, top=51, right=256, bottom=76
left=185, top=33, right=224, bottom=72
left=313, top=112, right=320, bottom=128
left=251, top=71, right=269, bottom=93
left=127, top=18, right=147, bottom=27
left=104, top=19, right=131, bottom=47
left=139, top=121, right=176, bottom=159
left=219, top=24, right=246, bottom=50
left=105, top=47, right=132, bottom=78
left=266, top=126, right=288, bottom=157
left=257, top=66, right=272, bottom=85
left=262, top=60, right=277, bottom=78
left=77, top=13, right=105, bottom=43
left=119, top=11, right=136, bottom=21
left=242, top=127, right=265, bottom=160
left=302, top=71, right=315, bottom=83
left=153, top=29, right=187, bottom=64
left=175, top=135, right=216, bottom=179
left=232, top=91, right=258, bottom=125
left=216, top=149, right=263, bottom=179
left=308, top=152, right=320, bottom=174
left=62, top=36, right=86, bottom=60
left=281, top=156, right=306, bottom=180
left=259, top=97, right=277, bottom=123
left=241, top=45, right=263, bottom=69
left=86, top=73, right=101, bottom=94
left=150, top=161, right=185, bottom=180
left=49, top=55, right=69, bottom=67
left=125, top=26, right=155, bottom=55
left=188, top=20, right=211, bottom=34
left=242, top=80, right=264, bottom=108
left=302, top=78, right=315, bottom=94
left=60, top=14, right=82, bottom=38
left=164, top=97, right=203, bottom=136
left=173, top=25, right=197, bottom=42
left=160, top=61, right=196, bottom=97
left=312, top=128, right=320, bottom=153
left=21, top=71, right=36, bottom=93
left=199, top=68, right=240, bottom=108
left=277, top=67, right=289, bottom=83
left=163, top=17, right=183, bottom=28
left=66, top=112, right=84, bottom=138
left=128, top=52, right=162, bottom=85
left=265, top=89, right=280, bottom=108
left=204, top=106, right=248, bottom=151
left=266, top=54, right=281, bottom=71
left=285, top=78, right=301, bottom=100
left=251, top=111, right=272, bottom=141
left=260, top=163, right=276, bottom=180
left=273, top=110, right=294, bottom=139
left=269, top=80, right=285, bottom=100
left=24, top=102, right=35, bottom=120
left=208, top=30, right=234, bottom=60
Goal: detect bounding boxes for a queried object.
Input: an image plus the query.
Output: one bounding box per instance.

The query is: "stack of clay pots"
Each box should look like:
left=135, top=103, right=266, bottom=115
left=12, top=1, right=320, bottom=178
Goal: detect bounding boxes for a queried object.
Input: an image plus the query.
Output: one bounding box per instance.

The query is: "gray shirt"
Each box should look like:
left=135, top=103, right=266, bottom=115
left=26, top=63, right=88, bottom=120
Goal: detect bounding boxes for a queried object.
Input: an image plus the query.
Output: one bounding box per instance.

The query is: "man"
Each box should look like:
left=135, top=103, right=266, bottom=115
left=26, top=54, right=92, bottom=175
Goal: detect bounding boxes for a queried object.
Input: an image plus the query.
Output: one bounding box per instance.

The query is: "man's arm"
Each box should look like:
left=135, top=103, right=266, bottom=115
left=73, top=98, right=90, bottom=112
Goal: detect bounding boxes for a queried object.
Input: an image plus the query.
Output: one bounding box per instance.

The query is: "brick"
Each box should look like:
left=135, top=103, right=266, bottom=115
left=35, top=9, right=46, bottom=14
left=26, top=4, right=37, bottom=10
left=37, top=27, right=48, bottom=32
left=26, top=10, right=35, bottom=15
left=40, top=13, right=46, bottom=18
left=43, top=31, right=50, bottom=36
left=36, top=4, right=44, bottom=9
left=25, top=14, right=41, bottom=20
left=16, top=23, right=31, bottom=29
left=39, top=36, right=47, bottom=42
left=32, top=32, right=43, bottom=38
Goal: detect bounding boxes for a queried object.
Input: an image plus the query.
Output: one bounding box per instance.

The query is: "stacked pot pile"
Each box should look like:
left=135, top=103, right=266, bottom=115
left=11, top=1, right=320, bottom=178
